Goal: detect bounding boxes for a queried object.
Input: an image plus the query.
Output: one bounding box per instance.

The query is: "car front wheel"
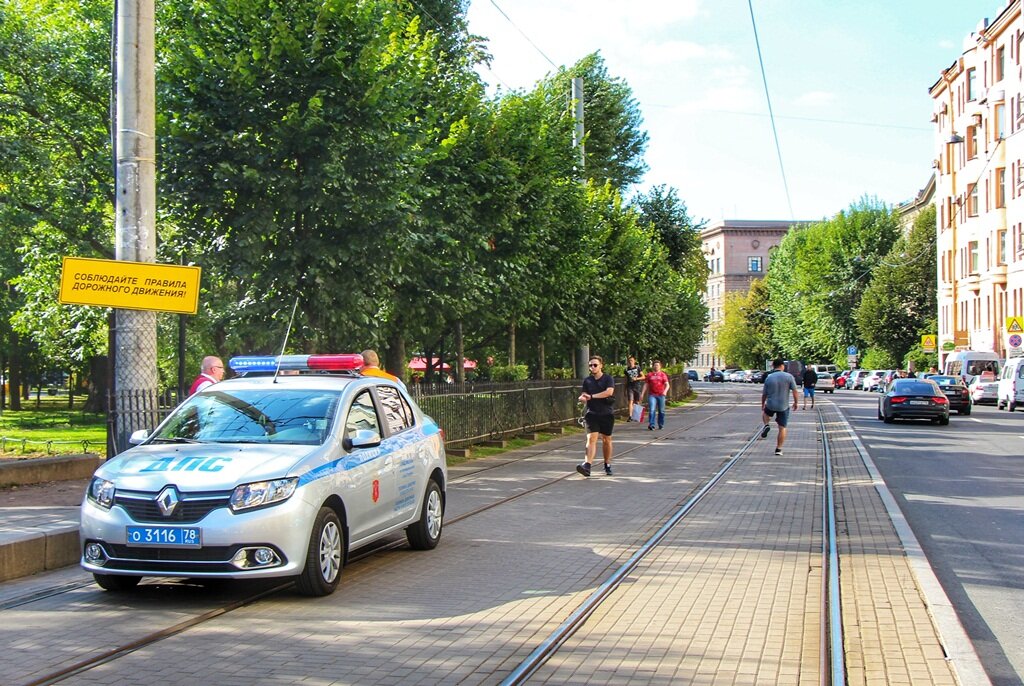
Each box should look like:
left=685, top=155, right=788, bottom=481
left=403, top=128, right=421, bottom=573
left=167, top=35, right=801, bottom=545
left=406, top=480, right=443, bottom=550
left=295, top=507, right=344, bottom=597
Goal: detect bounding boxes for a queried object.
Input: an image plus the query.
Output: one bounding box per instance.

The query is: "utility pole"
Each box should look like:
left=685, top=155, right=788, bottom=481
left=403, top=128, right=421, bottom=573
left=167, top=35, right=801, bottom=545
left=572, top=77, right=590, bottom=378
left=112, top=0, right=158, bottom=452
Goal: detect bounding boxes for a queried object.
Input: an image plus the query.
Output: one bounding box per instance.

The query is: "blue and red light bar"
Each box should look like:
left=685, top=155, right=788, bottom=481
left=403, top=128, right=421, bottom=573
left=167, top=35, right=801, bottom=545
left=229, top=354, right=364, bottom=373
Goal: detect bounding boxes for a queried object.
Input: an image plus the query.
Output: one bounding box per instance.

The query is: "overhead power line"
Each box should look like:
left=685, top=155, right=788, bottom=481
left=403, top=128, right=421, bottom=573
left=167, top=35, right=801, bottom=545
left=747, top=0, right=795, bottom=220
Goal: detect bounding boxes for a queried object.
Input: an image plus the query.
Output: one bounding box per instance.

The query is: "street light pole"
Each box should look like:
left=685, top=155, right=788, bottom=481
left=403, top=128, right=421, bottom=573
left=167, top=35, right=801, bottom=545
left=112, top=0, right=158, bottom=452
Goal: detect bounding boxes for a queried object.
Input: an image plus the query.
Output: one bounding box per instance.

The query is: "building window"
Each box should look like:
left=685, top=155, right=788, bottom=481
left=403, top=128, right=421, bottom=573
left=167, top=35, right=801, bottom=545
left=995, top=103, right=1005, bottom=140
left=997, top=46, right=1006, bottom=82
left=967, top=67, right=977, bottom=101
left=999, top=229, right=1007, bottom=265
left=967, top=125, right=978, bottom=159
left=996, top=167, right=1006, bottom=208
left=969, top=240, right=980, bottom=273
left=748, top=256, right=762, bottom=272
left=968, top=183, right=979, bottom=216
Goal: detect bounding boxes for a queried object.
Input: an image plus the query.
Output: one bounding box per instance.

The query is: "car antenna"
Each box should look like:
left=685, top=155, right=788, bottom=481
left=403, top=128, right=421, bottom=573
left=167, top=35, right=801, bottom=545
left=273, top=297, right=300, bottom=384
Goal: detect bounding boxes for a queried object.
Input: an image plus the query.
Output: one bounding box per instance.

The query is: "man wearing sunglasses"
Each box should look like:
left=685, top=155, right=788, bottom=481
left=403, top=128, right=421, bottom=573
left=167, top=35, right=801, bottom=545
left=576, top=355, right=616, bottom=477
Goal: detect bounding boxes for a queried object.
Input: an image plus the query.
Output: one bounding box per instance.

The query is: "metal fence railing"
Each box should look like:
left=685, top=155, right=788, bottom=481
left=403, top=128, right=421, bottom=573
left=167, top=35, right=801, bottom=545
left=105, top=375, right=692, bottom=454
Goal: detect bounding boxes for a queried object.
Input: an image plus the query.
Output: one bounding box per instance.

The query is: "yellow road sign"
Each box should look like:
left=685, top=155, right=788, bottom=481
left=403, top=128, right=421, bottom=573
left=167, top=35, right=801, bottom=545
left=1007, top=316, right=1024, bottom=333
left=59, top=257, right=201, bottom=314
left=921, top=334, right=937, bottom=351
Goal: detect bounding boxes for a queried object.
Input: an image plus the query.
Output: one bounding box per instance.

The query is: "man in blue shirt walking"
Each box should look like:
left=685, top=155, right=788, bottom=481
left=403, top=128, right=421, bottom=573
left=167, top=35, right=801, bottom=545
left=760, top=359, right=799, bottom=455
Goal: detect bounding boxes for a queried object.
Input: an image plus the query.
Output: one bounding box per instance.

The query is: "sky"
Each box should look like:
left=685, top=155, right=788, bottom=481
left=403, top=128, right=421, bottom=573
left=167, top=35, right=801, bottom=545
left=465, top=0, right=1001, bottom=224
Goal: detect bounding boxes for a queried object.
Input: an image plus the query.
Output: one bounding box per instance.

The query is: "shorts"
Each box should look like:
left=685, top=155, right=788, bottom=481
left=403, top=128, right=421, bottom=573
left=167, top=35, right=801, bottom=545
left=803, top=386, right=815, bottom=397
left=627, top=385, right=642, bottom=402
left=584, top=413, right=615, bottom=436
left=763, top=408, right=790, bottom=427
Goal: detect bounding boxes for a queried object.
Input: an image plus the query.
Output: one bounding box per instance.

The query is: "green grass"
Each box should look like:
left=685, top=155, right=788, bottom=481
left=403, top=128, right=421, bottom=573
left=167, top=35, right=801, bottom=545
left=0, top=397, right=106, bottom=458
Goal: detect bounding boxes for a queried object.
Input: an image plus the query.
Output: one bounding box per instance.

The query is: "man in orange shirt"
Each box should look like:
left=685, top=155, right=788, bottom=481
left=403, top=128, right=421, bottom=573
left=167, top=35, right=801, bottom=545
left=360, top=350, right=404, bottom=386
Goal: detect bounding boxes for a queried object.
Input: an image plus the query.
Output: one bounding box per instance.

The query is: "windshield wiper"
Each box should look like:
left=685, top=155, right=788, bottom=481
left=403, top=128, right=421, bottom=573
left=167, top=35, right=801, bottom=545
left=149, top=437, right=201, bottom=444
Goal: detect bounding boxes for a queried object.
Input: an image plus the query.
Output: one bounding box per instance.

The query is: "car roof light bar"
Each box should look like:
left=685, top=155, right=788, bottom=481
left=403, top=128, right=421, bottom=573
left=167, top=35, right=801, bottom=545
left=229, top=354, right=364, bottom=374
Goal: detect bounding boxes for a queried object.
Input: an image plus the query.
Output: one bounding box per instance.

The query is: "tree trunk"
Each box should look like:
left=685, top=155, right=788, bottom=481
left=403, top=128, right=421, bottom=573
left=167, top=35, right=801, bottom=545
left=508, top=322, right=516, bottom=366
left=538, top=340, right=546, bottom=380
left=454, top=321, right=464, bottom=384
left=84, top=355, right=108, bottom=413
left=9, top=332, right=21, bottom=411
left=384, top=331, right=406, bottom=383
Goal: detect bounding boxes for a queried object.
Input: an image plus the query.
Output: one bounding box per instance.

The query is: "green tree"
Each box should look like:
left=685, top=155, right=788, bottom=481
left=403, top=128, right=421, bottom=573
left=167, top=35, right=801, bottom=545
left=857, top=206, right=937, bottom=363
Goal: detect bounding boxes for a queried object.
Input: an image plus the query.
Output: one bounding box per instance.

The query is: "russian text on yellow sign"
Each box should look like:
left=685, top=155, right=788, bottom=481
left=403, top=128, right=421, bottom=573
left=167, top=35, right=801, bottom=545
left=59, top=257, right=201, bottom=315
left=1007, top=316, right=1024, bottom=334
left=921, top=335, right=936, bottom=350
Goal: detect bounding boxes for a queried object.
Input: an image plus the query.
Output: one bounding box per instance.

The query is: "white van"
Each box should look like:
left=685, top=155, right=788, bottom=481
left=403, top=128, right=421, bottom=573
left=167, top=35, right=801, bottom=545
left=997, top=357, right=1024, bottom=411
left=943, top=350, right=1002, bottom=385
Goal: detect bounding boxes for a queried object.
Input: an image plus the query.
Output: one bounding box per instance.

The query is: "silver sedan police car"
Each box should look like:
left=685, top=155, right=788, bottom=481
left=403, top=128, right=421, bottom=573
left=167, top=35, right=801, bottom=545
left=81, top=354, right=447, bottom=596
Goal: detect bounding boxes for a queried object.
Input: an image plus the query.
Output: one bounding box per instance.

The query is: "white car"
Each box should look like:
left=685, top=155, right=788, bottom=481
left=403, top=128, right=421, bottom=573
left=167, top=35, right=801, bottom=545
left=968, top=372, right=999, bottom=405
left=997, top=357, right=1024, bottom=411
left=849, top=370, right=870, bottom=390
left=81, top=354, right=447, bottom=596
left=813, top=372, right=835, bottom=394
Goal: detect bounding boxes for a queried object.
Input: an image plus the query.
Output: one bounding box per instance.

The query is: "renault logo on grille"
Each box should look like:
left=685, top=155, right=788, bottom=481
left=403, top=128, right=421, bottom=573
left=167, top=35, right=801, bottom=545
left=156, top=486, right=180, bottom=517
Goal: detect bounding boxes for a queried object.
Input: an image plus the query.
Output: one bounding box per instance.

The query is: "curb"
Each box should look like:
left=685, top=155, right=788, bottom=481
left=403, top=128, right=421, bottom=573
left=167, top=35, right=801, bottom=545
left=0, top=525, right=80, bottom=583
left=0, top=454, right=101, bottom=488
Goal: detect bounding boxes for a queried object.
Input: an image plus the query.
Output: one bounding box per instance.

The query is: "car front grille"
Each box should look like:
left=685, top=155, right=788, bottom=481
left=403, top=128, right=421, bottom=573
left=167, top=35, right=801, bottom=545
left=114, top=490, right=233, bottom=523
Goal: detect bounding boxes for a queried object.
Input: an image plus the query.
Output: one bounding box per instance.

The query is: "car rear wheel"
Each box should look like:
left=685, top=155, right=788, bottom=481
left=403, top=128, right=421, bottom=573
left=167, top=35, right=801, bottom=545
left=1010, top=400, right=1018, bottom=412
left=93, top=573, right=141, bottom=592
left=939, top=416, right=950, bottom=426
left=960, top=406, right=971, bottom=415
left=406, top=479, right=443, bottom=550
left=883, top=415, right=894, bottom=424
left=295, top=507, right=344, bottom=597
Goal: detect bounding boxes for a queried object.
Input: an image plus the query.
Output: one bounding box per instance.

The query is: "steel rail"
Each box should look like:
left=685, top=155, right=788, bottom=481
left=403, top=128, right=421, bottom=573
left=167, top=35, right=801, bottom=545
left=499, top=424, right=764, bottom=686
left=818, top=409, right=846, bottom=686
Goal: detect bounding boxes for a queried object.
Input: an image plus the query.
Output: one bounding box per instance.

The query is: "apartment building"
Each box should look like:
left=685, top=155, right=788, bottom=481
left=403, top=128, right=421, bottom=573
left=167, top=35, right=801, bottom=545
left=931, top=1, right=1024, bottom=363
left=693, top=220, right=802, bottom=370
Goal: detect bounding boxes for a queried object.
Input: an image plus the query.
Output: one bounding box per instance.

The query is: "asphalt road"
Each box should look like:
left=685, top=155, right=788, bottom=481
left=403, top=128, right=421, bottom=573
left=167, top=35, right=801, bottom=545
left=833, top=387, right=1024, bottom=686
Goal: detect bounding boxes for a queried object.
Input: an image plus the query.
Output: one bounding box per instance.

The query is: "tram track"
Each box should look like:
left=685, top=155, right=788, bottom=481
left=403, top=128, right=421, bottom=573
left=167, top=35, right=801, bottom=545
left=15, top=387, right=748, bottom=686
left=498, top=405, right=848, bottom=685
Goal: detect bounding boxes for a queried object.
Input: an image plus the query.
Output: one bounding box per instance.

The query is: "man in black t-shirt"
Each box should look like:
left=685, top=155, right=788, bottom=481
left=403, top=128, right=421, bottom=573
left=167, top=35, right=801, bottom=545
left=624, top=356, right=645, bottom=421
left=802, top=367, right=818, bottom=410
left=576, top=355, right=616, bottom=477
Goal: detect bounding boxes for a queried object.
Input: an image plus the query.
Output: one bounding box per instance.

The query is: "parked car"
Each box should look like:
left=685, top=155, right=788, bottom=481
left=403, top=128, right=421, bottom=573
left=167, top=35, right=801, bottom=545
left=877, top=378, right=950, bottom=425
left=722, top=368, right=740, bottom=382
left=849, top=369, right=870, bottom=390
left=834, top=371, right=851, bottom=389
left=80, top=354, right=448, bottom=596
left=968, top=371, right=999, bottom=404
left=997, top=357, right=1024, bottom=411
left=943, top=350, right=1002, bottom=385
left=928, top=375, right=971, bottom=414
left=704, top=369, right=724, bottom=382
left=814, top=372, right=835, bottom=393
left=686, top=369, right=699, bottom=381
left=862, top=369, right=887, bottom=392
left=750, top=370, right=768, bottom=383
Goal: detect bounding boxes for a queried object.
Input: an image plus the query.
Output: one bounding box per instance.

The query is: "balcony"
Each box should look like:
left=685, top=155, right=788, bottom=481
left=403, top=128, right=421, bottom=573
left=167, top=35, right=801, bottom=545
left=989, top=264, right=1007, bottom=285
left=962, top=273, right=981, bottom=293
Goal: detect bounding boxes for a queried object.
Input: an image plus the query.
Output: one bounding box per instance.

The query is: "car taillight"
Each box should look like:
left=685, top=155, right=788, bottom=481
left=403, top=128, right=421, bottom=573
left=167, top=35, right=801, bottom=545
left=933, top=396, right=948, bottom=405
left=891, top=396, right=907, bottom=403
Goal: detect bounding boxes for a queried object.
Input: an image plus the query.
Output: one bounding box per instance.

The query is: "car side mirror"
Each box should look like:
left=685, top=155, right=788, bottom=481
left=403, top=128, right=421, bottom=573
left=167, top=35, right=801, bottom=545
left=128, top=429, right=150, bottom=445
left=343, top=429, right=382, bottom=451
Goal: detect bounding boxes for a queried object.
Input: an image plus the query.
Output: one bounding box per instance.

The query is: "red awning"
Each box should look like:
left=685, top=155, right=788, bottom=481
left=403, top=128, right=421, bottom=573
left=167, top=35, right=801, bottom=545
left=407, top=357, right=476, bottom=371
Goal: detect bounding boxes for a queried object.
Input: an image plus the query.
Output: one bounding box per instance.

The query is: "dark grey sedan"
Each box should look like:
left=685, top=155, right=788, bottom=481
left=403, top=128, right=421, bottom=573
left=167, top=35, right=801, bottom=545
left=877, top=378, right=950, bottom=425
left=927, top=375, right=971, bottom=415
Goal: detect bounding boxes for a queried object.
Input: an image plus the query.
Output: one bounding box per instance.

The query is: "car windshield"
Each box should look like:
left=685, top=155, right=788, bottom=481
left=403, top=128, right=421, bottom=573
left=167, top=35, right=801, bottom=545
left=152, top=388, right=342, bottom=445
left=891, top=381, right=936, bottom=395
left=930, top=376, right=960, bottom=385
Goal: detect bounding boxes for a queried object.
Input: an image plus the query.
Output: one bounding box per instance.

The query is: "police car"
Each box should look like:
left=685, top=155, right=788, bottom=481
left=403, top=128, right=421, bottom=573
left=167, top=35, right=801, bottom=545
left=81, top=354, right=447, bottom=596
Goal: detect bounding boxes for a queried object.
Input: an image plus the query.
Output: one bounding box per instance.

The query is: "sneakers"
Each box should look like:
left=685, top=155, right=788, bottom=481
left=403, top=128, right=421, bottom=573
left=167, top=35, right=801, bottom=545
left=760, top=424, right=771, bottom=439
left=648, top=425, right=655, bottom=431
left=774, top=448, right=783, bottom=456
left=576, top=462, right=592, bottom=477
left=604, top=463, right=613, bottom=476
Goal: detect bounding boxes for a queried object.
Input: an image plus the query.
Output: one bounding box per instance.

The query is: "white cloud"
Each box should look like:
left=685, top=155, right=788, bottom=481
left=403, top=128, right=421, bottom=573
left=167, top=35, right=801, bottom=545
left=792, top=90, right=838, bottom=108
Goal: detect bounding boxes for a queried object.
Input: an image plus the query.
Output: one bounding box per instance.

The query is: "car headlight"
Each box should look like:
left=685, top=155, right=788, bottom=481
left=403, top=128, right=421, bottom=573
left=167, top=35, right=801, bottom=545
left=230, top=477, right=298, bottom=512
left=87, top=477, right=116, bottom=510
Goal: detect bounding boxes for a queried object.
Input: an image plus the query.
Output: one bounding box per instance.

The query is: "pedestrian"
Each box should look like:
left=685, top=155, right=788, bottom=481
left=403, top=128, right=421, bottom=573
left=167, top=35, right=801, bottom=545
left=360, top=349, right=405, bottom=387
left=576, top=355, right=615, bottom=477
left=761, top=358, right=799, bottom=455
left=624, top=355, right=646, bottom=421
left=189, top=356, right=224, bottom=395
left=643, top=360, right=671, bottom=431
left=801, top=365, right=818, bottom=410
